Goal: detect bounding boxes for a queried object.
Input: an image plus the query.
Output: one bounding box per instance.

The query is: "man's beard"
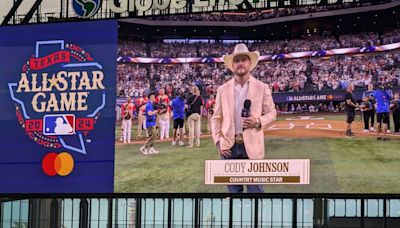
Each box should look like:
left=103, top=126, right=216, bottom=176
left=234, top=68, right=249, bottom=77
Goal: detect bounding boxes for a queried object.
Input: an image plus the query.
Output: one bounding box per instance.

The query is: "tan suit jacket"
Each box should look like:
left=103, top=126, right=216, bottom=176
left=211, top=76, right=277, bottom=159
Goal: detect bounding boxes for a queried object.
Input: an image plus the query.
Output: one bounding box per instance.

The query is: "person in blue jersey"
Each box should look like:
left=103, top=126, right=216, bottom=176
left=362, top=83, right=376, bottom=132
left=171, top=89, right=186, bottom=146
left=140, top=93, right=159, bottom=154
left=373, top=82, right=392, bottom=141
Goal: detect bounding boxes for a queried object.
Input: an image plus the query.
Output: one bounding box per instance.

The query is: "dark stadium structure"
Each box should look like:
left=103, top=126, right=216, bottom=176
left=3, top=1, right=400, bottom=228
left=3, top=197, right=400, bottom=227
left=118, top=2, right=400, bottom=40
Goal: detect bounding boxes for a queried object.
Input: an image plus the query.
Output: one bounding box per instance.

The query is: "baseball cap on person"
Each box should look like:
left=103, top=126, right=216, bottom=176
left=223, top=43, right=260, bottom=72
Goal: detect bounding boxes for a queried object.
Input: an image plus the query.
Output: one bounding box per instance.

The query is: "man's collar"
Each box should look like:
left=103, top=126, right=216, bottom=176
left=234, top=75, right=253, bottom=86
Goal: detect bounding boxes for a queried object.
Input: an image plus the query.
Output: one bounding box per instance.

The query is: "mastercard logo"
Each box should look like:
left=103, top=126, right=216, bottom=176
left=42, top=152, right=74, bottom=176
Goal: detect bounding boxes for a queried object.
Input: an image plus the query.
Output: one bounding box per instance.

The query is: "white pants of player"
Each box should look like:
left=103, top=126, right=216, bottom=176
left=122, top=119, right=132, bottom=143
left=159, top=119, right=170, bottom=140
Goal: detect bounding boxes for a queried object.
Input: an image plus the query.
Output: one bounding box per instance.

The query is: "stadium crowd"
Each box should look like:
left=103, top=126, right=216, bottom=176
left=118, top=28, right=400, bottom=58
left=276, top=101, right=346, bottom=114
left=117, top=49, right=400, bottom=96
left=147, top=2, right=387, bottom=22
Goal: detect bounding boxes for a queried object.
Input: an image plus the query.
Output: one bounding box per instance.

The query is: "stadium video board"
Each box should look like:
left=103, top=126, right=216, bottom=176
left=2, top=17, right=400, bottom=194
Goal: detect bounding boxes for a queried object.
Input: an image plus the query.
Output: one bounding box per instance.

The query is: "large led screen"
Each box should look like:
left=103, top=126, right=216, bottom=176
left=2, top=13, right=400, bottom=194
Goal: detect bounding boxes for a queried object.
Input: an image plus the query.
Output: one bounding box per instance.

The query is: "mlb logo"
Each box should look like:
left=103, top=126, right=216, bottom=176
left=43, top=114, right=75, bottom=136
left=287, top=96, right=293, bottom=101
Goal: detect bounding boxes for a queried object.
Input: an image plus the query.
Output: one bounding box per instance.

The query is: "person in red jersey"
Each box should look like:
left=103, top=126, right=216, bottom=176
left=121, top=97, right=135, bottom=143
left=136, top=94, right=149, bottom=139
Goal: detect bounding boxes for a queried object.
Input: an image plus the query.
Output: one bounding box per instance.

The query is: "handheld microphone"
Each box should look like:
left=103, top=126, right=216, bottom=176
left=242, top=99, right=251, bottom=118
left=242, top=99, right=251, bottom=131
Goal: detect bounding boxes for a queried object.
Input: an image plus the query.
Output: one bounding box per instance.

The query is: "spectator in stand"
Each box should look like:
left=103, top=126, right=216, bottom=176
left=116, top=30, right=400, bottom=110
left=296, top=104, right=302, bottom=112
left=309, top=104, right=316, bottom=113
left=119, top=28, right=400, bottom=58
left=146, top=4, right=388, bottom=23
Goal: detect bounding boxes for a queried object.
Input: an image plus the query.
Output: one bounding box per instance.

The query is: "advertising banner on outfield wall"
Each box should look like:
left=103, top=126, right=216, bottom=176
left=0, top=20, right=117, bottom=193
left=273, top=88, right=400, bottom=103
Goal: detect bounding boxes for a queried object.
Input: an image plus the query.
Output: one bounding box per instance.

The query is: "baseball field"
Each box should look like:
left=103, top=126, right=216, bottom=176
left=114, top=113, right=400, bottom=193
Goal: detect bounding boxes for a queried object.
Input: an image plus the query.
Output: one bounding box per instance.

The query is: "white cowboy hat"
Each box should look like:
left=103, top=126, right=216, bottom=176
left=223, top=43, right=260, bottom=72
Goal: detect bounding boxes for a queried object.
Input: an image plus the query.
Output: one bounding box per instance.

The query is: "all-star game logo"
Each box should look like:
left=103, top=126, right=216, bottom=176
left=8, top=40, right=106, bottom=177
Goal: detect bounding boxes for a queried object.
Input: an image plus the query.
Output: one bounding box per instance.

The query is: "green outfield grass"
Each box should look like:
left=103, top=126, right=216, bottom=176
left=115, top=117, right=211, bottom=140
left=276, top=114, right=347, bottom=121
left=115, top=115, right=346, bottom=140
left=114, top=136, right=400, bottom=193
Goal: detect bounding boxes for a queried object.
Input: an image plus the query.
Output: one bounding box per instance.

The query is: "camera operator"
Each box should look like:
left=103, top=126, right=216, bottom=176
left=140, top=93, right=160, bottom=154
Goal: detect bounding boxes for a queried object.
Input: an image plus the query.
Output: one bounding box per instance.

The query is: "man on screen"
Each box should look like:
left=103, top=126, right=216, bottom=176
left=212, top=43, right=277, bottom=193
